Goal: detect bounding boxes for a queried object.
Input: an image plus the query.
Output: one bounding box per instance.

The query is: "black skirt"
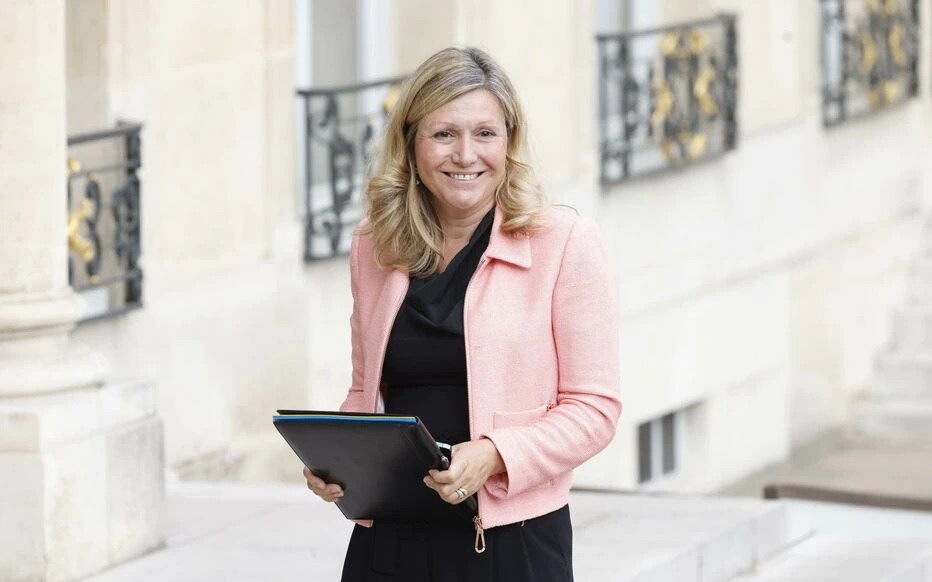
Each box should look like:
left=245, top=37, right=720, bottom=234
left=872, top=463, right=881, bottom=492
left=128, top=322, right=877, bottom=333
left=340, top=505, right=573, bottom=582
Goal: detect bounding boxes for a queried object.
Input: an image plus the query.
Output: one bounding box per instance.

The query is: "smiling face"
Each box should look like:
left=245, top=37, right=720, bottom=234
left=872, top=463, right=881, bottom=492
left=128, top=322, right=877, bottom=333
left=414, top=89, right=508, bottom=222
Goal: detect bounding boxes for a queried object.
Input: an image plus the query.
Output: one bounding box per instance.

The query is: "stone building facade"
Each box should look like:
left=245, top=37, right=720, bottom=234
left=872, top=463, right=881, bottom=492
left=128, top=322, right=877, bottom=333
left=1, top=0, right=930, bottom=579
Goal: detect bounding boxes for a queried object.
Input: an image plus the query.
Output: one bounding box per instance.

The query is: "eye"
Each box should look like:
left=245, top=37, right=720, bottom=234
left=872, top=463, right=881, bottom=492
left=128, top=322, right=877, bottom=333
left=433, top=130, right=453, bottom=138
left=478, top=130, right=497, bottom=137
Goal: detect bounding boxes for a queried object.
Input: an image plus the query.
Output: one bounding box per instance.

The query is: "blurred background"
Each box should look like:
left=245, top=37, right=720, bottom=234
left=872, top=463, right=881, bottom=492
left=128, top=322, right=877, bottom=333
left=2, top=0, right=931, bottom=580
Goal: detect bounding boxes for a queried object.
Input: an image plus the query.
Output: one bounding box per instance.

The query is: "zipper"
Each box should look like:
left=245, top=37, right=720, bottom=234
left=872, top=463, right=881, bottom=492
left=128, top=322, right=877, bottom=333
left=371, top=276, right=409, bottom=413
left=464, top=255, right=489, bottom=552
left=473, top=515, right=486, bottom=553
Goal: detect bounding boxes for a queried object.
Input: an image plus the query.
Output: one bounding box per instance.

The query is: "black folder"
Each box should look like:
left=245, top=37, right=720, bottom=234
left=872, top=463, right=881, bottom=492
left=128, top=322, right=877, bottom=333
left=273, top=410, right=476, bottom=522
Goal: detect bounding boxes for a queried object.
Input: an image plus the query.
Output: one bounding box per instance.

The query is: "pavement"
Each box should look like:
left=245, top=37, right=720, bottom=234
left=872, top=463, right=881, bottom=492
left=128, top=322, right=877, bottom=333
left=80, top=481, right=932, bottom=582
left=78, top=431, right=932, bottom=582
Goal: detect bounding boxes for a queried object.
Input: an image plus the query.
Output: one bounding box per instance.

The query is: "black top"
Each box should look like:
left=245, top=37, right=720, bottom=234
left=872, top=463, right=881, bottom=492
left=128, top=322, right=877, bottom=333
left=381, top=208, right=495, bottom=446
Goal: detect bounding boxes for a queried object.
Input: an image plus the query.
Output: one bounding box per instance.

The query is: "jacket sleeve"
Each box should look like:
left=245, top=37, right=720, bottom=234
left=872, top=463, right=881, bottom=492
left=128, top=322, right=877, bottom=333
left=339, top=235, right=368, bottom=413
left=482, top=217, right=622, bottom=498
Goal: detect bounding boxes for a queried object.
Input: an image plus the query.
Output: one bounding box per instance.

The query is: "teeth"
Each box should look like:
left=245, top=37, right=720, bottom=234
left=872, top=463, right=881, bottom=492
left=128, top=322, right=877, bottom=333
left=450, top=173, right=479, bottom=181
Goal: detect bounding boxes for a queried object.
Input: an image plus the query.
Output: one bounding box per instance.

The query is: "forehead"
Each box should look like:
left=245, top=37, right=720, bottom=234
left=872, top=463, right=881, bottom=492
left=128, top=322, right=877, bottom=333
left=421, top=89, right=505, bottom=127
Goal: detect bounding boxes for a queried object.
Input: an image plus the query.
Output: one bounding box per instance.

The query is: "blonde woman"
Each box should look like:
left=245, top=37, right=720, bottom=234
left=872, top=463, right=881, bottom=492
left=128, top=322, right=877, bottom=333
left=304, top=47, right=621, bottom=581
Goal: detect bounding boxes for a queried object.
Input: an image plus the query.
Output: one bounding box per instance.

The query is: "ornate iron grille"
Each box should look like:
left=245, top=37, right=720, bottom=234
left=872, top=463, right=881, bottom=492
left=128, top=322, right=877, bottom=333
left=67, top=122, right=143, bottom=322
left=298, top=76, right=407, bottom=261
left=821, top=0, right=920, bottom=128
left=597, top=14, right=738, bottom=185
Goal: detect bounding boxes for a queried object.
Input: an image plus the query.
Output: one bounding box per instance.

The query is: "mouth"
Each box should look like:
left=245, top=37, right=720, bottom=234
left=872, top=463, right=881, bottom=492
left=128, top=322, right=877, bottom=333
left=444, top=172, right=484, bottom=182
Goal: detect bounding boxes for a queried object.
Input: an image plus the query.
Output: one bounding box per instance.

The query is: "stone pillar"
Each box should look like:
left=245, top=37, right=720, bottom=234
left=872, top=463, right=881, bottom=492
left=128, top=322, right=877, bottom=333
left=0, top=1, right=164, bottom=580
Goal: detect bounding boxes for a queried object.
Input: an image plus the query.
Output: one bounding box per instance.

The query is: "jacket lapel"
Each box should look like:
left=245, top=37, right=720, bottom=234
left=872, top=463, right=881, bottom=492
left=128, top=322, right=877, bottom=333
left=484, top=205, right=532, bottom=269
left=364, top=268, right=409, bottom=411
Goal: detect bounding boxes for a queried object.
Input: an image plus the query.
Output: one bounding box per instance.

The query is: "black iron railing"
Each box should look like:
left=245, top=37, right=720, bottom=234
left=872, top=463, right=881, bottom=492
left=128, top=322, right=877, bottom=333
left=67, top=122, right=143, bottom=322
left=821, top=0, right=920, bottom=128
left=297, top=75, right=407, bottom=261
left=597, top=14, right=738, bottom=185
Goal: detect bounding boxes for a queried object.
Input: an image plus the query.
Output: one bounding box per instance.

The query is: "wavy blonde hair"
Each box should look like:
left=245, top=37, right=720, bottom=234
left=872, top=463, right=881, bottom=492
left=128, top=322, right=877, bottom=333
left=360, top=46, right=549, bottom=276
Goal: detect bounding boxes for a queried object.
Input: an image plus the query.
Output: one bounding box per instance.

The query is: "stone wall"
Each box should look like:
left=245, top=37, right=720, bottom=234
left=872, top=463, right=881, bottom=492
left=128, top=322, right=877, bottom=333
left=52, top=0, right=932, bottom=495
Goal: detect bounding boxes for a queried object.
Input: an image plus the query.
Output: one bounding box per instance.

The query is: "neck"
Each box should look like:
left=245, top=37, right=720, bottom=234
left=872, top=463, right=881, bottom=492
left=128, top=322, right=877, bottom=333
left=435, top=201, right=495, bottom=243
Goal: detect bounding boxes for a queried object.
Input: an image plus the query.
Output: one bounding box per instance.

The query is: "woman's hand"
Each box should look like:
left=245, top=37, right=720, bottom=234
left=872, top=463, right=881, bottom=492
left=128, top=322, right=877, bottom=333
left=423, top=438, right=505, bottom=505
left=303, top=466, right=344, bottom=502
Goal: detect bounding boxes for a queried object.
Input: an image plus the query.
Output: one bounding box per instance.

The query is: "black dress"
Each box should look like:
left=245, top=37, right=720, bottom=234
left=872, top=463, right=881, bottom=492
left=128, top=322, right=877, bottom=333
left=341, top=209, right=574, bottom=582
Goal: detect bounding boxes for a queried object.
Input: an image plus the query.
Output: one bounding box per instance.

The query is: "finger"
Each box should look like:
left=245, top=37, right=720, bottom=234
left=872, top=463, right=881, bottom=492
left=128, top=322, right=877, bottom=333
left=306, top=476, right=326, bottom=493
left=303, top=467, right=325, bottom=486
left=442, top=487, right=470, bottom=505
left=322, top=491, right=344, bottom=503
left=429, top=469, right=457, bottom=484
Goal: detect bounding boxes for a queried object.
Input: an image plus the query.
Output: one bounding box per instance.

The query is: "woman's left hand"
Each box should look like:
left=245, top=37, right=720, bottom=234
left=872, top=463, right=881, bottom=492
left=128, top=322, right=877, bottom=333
left=423, top=438, right=505, bottom=505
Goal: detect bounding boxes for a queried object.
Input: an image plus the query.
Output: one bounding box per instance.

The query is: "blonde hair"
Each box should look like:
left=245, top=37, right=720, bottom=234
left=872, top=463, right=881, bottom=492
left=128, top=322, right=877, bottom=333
left=360, top=47, right=548, bottom=276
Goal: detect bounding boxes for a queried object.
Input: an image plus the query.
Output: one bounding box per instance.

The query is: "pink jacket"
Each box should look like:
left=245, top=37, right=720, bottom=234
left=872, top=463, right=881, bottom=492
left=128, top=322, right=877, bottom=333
left=340, top=206, right=621, bottom=529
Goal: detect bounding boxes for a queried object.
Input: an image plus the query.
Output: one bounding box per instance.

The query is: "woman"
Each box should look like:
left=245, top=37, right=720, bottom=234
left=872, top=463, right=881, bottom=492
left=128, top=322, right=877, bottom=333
left=304, top=47, right=621, bottom=581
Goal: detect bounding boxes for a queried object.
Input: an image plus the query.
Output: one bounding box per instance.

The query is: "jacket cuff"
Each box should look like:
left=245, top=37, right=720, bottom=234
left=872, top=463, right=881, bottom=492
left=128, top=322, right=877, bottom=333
left=481, top=429, right=544, bottom=499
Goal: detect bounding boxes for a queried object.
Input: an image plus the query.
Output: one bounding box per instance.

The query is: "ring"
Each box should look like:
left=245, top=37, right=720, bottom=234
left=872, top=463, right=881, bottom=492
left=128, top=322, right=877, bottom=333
left=456, top=487, right=468, bottom=499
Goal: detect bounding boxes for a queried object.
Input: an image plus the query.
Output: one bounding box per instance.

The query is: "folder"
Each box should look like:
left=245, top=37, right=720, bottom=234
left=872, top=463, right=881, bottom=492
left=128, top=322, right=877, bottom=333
left=273, top=410, right=477, bottom=522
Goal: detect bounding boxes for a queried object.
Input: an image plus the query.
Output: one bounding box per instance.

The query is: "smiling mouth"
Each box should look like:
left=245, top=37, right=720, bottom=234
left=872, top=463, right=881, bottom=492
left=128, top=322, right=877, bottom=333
left=445, top=172, right=483, bottom=181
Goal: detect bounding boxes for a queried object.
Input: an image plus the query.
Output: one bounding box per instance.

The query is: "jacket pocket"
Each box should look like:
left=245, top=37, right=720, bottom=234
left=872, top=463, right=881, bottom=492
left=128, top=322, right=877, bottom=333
left=492, top=403, right=549, bottom=429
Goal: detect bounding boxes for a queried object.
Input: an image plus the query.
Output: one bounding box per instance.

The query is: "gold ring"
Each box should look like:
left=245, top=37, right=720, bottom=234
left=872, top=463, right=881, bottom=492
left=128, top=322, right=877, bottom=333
left=456, top=487, right=468, bottom=499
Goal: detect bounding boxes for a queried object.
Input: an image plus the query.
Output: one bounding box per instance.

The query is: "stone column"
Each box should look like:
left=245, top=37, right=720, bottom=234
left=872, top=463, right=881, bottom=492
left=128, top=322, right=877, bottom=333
left=0, top=1, right=164, bottom=580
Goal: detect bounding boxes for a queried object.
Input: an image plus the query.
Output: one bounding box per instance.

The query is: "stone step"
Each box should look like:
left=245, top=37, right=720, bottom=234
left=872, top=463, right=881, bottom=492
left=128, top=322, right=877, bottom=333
left=890, top=307, right=932, bottom=353
left=873, top=351, right=932, bottom=398
left=571, top=493, right=796, bottom=582
left=853, top=396, right=932, bottom=442
left=731, top=536, right=932, bottom=581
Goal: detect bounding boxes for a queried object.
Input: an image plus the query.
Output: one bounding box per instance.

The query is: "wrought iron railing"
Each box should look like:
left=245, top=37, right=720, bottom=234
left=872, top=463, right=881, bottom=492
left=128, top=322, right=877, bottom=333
left=297, top=75, right=407, bottom=261
left=820, top=0, right=920, bottom=128
left=67, top=122, right=143, bottom=322
left=597, top=14, right=738, bottom=185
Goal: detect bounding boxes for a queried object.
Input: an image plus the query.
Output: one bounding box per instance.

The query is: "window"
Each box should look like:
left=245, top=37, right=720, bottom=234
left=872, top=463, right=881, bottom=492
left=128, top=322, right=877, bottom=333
left=638, top=410, right=682, bottom=485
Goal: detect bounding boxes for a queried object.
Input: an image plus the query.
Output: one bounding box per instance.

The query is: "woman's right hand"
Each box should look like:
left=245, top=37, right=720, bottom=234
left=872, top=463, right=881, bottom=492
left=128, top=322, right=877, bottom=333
left=303, top=466, right=344, bottom=502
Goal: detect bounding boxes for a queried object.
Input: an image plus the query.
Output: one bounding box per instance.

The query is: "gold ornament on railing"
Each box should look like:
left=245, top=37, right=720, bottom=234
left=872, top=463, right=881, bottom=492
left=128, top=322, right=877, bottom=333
left=859, top=0, right=908, bottom=109
left=67, top=198, right=96, bottom=263
left=651, top=27, right=714, bottom=165
left=693, top=67, right=719, bottom=116
left=651, top=81, right=675, bottom=126
left=889, top=24, right=907, bottom=66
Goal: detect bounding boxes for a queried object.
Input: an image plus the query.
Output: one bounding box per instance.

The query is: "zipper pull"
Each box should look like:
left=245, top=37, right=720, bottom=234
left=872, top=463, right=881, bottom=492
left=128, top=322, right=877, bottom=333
left=473, top=515, right=486, bottom=554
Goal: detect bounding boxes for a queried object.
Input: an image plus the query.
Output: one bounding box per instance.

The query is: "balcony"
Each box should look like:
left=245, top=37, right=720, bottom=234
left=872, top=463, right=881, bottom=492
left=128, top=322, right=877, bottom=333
left=297, top=76, right=407, bottom=261
left=67, top=122, right=143, bottom=322
left=597, top=14, right=738, bottom=185
left=821, top=0, right=921, bottom=128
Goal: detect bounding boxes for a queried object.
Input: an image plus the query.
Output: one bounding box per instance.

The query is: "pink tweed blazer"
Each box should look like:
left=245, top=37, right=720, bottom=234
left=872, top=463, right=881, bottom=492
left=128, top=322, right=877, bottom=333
left=340, top=205, right=622, bottom=529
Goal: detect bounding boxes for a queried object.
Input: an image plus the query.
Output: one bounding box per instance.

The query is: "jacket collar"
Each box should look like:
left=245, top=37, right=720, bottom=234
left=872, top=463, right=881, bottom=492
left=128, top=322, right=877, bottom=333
left=485, top=205, right=532, bottom=269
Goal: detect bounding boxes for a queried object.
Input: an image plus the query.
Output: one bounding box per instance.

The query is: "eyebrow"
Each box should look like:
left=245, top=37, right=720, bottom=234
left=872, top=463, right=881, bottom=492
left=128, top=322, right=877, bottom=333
left=423, top=119, right=504, bottom=129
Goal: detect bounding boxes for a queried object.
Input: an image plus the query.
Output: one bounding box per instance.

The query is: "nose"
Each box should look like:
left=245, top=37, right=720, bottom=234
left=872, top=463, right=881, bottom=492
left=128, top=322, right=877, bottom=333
left=451, top=136, right=477, bottom=167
